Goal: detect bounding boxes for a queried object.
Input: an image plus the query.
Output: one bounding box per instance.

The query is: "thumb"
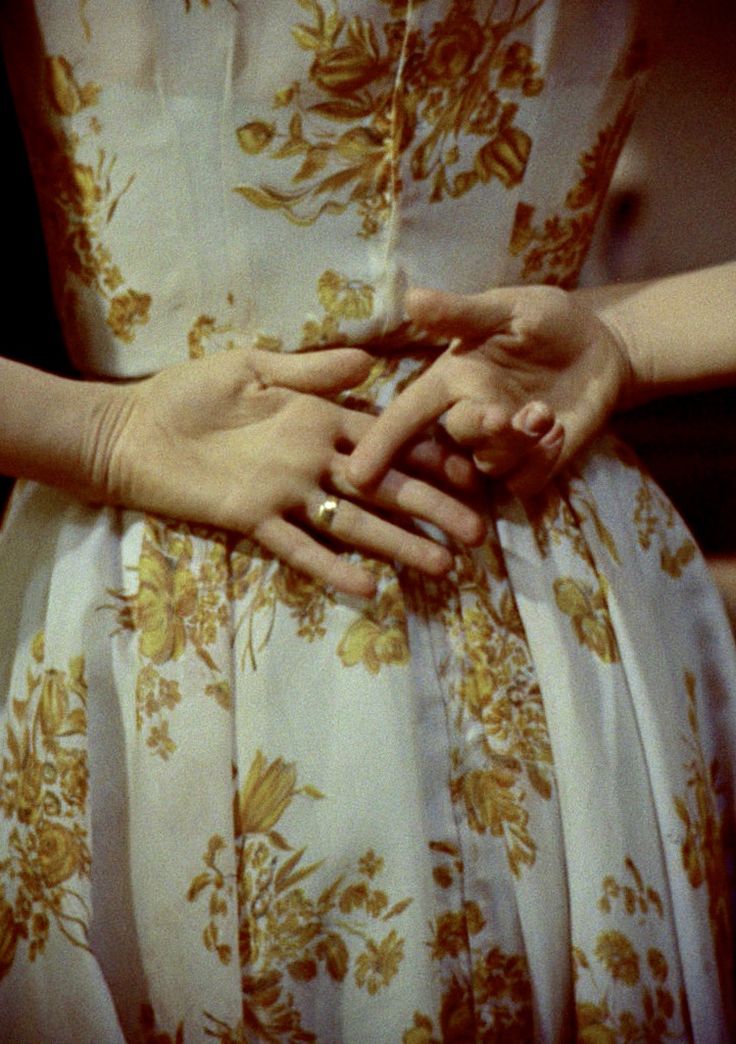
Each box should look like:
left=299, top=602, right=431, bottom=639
left=249, top=346, right=373, bottom=395
left=406, top=286, right=516, bottom=341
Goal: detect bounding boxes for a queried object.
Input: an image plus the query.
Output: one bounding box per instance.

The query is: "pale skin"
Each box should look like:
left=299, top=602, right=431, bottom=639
left=349, top=261, right=736, bottom=495
left=2, top=263, right=733, bottom=598
left=0, top=345, right=484, bottom=600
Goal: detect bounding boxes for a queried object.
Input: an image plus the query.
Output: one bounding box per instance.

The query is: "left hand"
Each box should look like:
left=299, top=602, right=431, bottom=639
left=349, top=284, right=630, bottom=496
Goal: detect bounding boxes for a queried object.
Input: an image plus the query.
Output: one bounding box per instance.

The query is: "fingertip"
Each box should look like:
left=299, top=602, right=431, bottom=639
left=512, top=401, right=555, bottom=437
left=425, top=544, right=454, bottom=576
left=333, top=347, right=374, bottom=381
left=346, top=452, right=373, bottom=489
left=444, top=453, right=477, bottom=489
left=505, top=424, right=565, bottom=498
left=462, top=512, right=487, bottom=547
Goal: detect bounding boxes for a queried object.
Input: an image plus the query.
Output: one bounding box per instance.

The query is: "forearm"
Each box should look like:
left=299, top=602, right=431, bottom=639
left=0, top=356, right=124, bottom=499
left=573, top=261, right=736, bottom=408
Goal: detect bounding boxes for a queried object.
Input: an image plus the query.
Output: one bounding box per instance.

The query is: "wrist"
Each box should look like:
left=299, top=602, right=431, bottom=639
left=572, top=286, right=648, bottom=412
left=0, top=358, right=133, bottom=503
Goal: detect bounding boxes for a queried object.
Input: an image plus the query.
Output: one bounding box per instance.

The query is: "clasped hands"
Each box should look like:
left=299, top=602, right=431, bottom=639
left=99, top=284, right=629, bottom=597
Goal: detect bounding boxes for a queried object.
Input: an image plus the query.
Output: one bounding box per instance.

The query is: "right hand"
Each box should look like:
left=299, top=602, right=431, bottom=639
left=92, top=347, right=484, bottom=597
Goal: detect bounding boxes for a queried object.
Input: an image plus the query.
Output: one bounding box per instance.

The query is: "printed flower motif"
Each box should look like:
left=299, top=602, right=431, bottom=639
left=46, top=55, right=100, bottom=116
left=36, top=820, right=85, bottom=888
left=474, top=124, right=531, bottom=188
left=235, top=750, right=297, bottom=836
left=317, top=269, right=374, bottom=320
left=576, top=1002, right=617, bottom=1044
left=38, top=670, right=69, bottom=738
left=430, top=901, right=485, bottom=959
left=315, top=933, right=350, bottom=982
left=40, top=54, right=152, bottom=344
left=69, top=163, right=102, bottom=215
left=458, top=765, right=526, bottom=836
left=646, top=948, right=669, bottom=983
left=107, top=289, right=152, bottom=343
left=594, top=929, right=640, bottom=986
left=234, top=0, right=545, bottom=235
left=554, top=577, right=619, bottom=664
left=354, top=929, right=404, bottom=994
left=57, top=749, right=88, bottom=810
left=338, top=617, right=409, bottom=673
left=337, top=577, right=409, bottom=673
left=0, top=895, right=18, bottom=982
left=131, top=537, right=198, bottom=664
left=16, top=753, right=44, bottom=826
left=424, top=15, right=484, bottom=85
left=498, top=41, right=544, bottom=95
left=237, top=121, right=276, bottom=154
left=438, top=975, right=475, bottom=1042
left=358, top=850, right=384, bottom=879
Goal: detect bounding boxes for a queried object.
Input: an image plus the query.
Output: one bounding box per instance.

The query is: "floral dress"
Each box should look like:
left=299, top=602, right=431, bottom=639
left=0, top=2, right=734, bottom=1041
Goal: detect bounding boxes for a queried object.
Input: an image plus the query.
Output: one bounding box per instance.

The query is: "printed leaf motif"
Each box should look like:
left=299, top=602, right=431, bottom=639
left=0, top=639, right=92, bottom=979
left=40, top=57, right=151, bottom=342
left=188, top=750, right=413, bottom=1041
left=554, top=576, right=619, bottom=664
left=234, top=0, right=546, bottom=236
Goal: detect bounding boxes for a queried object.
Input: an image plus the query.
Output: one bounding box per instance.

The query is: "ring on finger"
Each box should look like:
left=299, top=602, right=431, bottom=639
left=311, top=495, right=341, bottom=531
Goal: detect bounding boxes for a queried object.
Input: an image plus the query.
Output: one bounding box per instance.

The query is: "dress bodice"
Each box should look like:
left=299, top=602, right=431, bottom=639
left=3, top=1, right=656, bottom=377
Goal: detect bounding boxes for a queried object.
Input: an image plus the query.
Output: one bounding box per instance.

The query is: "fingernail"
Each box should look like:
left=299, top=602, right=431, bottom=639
left=514, top=402, right=552, bottom=437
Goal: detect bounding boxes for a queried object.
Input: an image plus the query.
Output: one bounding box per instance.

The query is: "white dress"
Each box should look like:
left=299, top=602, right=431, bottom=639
left=0, top=2, right=734, bottom=1041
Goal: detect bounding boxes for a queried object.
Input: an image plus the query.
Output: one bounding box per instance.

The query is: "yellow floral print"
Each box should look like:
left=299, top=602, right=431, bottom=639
left=573, top=859, right=687, bottom=1039
left=109, top=520, right=231, bottom=671
left=135, top=666, right=183, bottom=760
left=554, top=576, right=619, bottom=664
left=527, top=479, right=620, bottom=568
left=0, top=635, right=91, bottom=981
left=105, top=520, right=233, bottom=758
left=337, top=569, right=409, bottom=673
left=436, top=547, right=554, bottom=877
left=632, top=471, right=696, bottom=578
left=674, top=671, right=734, bottom=1013
left=188, top=750, right=412, bottom=1042
left=511, top=94, right=638, bottom=287
left=301, top=269, right=376, bottom=348
left=231, top=544, right=336, bottom=670
left=406, top=843, right=534, bottom=1041
left=234, top=0, right=545, bottom=236
left=40, top=55, right=152, bottom=342
left=597, top=856, right=664, bottom=920
left=187, top=312, right=242, bottom=359
left=524, top=480, right=621, bottom=662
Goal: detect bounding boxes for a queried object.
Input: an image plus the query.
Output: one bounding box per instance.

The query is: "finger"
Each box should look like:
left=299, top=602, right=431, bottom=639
left=401, top=437, right=478, bottom=490
left=336, top=409, right=477, bottom=490
left=442, top=400, right=553, bottom=477
left=331, top=456, right=484, bottom=546
left=505, top=422, right=565, bottom=497
left=304, top=494, right=454, bottom=576
left=442, top=400, right=508, bottom=446
left=405, top=286, right=517, bottom=340
left=348, top=373, right=450, bottom=487
left=254, top=516, right=377, bottom=598
left=248, top=346, right=373, bottom=395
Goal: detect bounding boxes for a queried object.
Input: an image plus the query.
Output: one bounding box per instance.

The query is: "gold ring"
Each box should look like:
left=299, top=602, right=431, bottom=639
left=313, top=495, right=340, bottom=531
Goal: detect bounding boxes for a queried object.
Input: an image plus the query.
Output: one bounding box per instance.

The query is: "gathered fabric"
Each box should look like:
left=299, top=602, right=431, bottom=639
left=0, top=2, right=734, bottom=1041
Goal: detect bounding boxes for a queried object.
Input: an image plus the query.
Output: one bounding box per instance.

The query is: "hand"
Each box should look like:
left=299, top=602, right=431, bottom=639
left=91, top=347, right=484, bottom=597
left=349, top=285, right=630, bottom=496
